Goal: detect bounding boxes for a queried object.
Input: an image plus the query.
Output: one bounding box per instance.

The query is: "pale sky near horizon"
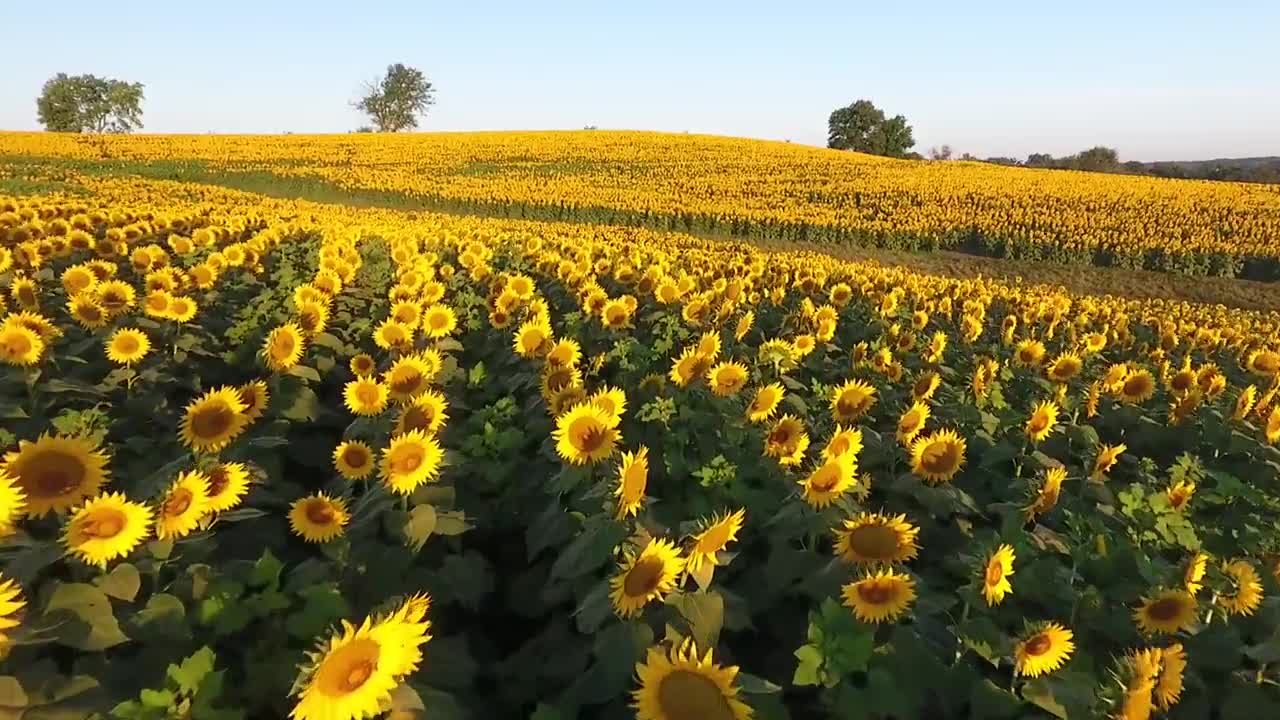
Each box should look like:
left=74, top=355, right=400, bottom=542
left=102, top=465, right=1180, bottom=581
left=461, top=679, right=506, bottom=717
left=5, top=1, right=1278, bottom=161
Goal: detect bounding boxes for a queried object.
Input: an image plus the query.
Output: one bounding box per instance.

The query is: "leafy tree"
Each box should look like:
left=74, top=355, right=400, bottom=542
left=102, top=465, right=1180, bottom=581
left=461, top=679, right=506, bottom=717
left=1073, top=146, right=1120, bottom=172
left=827, top=100, right=915, bottom=158
left=354, top=63, right=436, bottom=132
left=36, top=73, right=144, bottom=133
left=928, top=144, right=953, bottom=161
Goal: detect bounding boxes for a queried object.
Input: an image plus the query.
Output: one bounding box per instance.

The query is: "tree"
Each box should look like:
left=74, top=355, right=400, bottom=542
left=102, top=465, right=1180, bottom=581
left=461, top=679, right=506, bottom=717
left=1073, top=146, right=1120, bottom=172
left=36, top=73, right=144, bottom=133
left=928, top=144, right=954, bottom=161
left=354, top=63, right=435, bottom=132
left=827, top=100, right=915, bottom=158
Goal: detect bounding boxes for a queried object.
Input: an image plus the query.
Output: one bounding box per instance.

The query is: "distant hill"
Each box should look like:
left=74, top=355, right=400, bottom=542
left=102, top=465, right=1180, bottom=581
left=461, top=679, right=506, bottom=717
left=1138, top=156, right=1280, bottom=171
left=1135, top=156, right=1280, bottom=184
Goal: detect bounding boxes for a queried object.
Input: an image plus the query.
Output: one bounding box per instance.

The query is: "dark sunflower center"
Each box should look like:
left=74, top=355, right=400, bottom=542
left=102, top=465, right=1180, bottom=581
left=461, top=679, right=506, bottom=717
left=81, top=510, right=125, bottom=539
left=207, top=467, right=229, bottom=497
left=1029, top=414, right=1049, bottom=433
left=1147, top=597, right=1183, bottom=621
left=857, top=582, right=893, bottom=605
left=768, top=426, right=794, bottom=446
left=578, top=426, right=608, bottom=453
left=1024, top=634, right=1052, bottom=656
left=306, top=501, right=336, bottom=525
left=1123, top=376, right=1151, bottom=396
left=849, top=525, right=900, bottom=560
left=1019, top=349, right=1035, bottom=363
left=355, top=384, right=381, bottom=406
left=272, top=335, right=296, bottom=357
left=392, top=446, right=424, bottom=474
left=191, top=404, right=234, bottom=439
left=810, top=467, right=840, bottom=492
left=390, top=370, right=422, bottom=394
left=29, top=452, right=86, bottom=497
left=342, top=446, right=369, bottom=468
left=985, top=561, right=1005, bottom=586
left=165, top=488, right=193, bottom=517
left=657, top=669, right=735, bottom=720
left=1171, top=373, right=1193, bottom=392
left=115, top=337, right=139, bottom=354
left=624, top=556, right=666, bottom=597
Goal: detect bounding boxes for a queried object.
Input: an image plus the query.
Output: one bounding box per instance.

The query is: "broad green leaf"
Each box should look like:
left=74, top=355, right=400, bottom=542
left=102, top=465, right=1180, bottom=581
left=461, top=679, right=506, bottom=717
left=666, top=591, right=724, bottom=649
left=432, top=510, right=470, bottom=536
left=286, top=365, right=322, bottom=383
left=140, top=688, right=175, bottom=709
left=167, top=647, right=216, bottom=696
left=0, top=676, right=27, bottom=708
left=285, top=585, right=350, bottom=640
left=404, top=504, right=438, bottom=551
left=94, top=563, right=141, bottom=602
left=46, top=583, right=129, bottom=651
left=248, top=550, right=284, bottom=589
left=792, top=645, right=823, bottom=686
left=550, top=517, right=626, bottom=580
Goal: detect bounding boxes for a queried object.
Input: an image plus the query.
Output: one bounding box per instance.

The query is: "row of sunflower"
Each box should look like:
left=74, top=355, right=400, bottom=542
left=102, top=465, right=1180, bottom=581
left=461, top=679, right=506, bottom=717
left=4, top=130, right=1280, bottom=280
left=1, top=176, right=1280, bottom=720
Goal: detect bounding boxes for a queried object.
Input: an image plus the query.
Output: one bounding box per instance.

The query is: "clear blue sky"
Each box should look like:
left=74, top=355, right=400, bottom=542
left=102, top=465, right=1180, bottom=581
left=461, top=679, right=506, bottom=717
left=4, top=1, right=1277, bottom=161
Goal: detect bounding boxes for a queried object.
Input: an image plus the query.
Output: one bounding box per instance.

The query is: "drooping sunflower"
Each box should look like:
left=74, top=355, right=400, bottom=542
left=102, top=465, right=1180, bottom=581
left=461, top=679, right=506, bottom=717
left=834, top=512, right=920, bottom=565
left=1046, top=352, right=1083, bottom=383
left=0, top=575, right=25, bottom=648
left=841, top=569, right=916, bottom=624
left=289, top=494, right=350, bottom=543
left=289, top=620, right=402, bottom=720
left=1014, top=622, right=1075, bottom=677
left=1183, top=552, right=1208, bottom=596
left=156, top=470, right=211, bottom=540
left=63, top=492, right=153, bottom=568
left=394, top=391, right=449, bottom=436
left=343, top=377, right=390, bottom=416
left=764, top=415, right=809, bottom=467
left=1091, top=443, right=1126, bottom=481
left=896, top=402, right=930, bottom=445
left=1166, top=480, right=1195, bottom=512
left=1026, top=466, right=1067, bottom=519
left=1218, top=559, right=1264, bottom=616
left=746, top=383, right=784, bottom=424
left=800, top=453, right=857, bottom=509
left=333, top=440, right=376, bottom=481
left=615, top=447, right=650, bottom=520
left=236, top=380, right=270, bottom=423
left=610, top=538, right=685, bottom=618
left=179, top=387, right=250, bottom=453
left=2, top=433, right=110, bottom=517
left=204, top=462, right=250, bottom=513
left=632, top=639, right=753, bottom=720
left=1133, top=589, right=1197, bottom=635
left=830, top=379, right=877, bottom=423
left=589, top=386, right=628, bottom=427
left=982, top=544, right=1016, bottom=607
left=553, top=403, right=619, bottom=465
left=909, top=429, right=966, bottom=484
left=706, top=361, right=748, bottom=397
left=0, top=323, right=43, bottom=366
left=262, top=323, right=306, bottom=371
left=686, top=509, right=745, bottom=574
left=1155, top=643, right=1186, bottom=711
left=380, top=430, right=444, bottom=495
left=1025, top=400, right=1059, bottom=443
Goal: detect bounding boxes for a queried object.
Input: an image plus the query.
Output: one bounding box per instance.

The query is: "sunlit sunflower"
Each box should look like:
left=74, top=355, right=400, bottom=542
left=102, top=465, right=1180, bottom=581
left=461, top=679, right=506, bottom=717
left=68, top=296, right=109, bottom=330
left=912, top=371, right=941, bottom=402
left=686, top=508, right=745, bottom=575
left=63, top=492, right=152, bottom=568
left=334, top=440, right=376, bottom=481
left=379, top=430, right=444, bottom=495
left=1165, top=480, right=1195, bottom=512
left=821, top=426, right=863, bottom=463
left=166, top=296, right=198, bottom=323
left=384, top=354, right=435, bottom=402
left=204, top=462, right=251, bottom=513
left=841, top=569, right=916, bottom=624
left=554, top=403, right=619, bottom=465
left=179, top=387, right=250, bottom=453
left=0, top=471, right=25, bottom=531
left=0, top=324, right=43, bottom=366
left=290, top=619, right=402, bottom=720
left=156, top=470, right=211, bottom=540
left=896, top=402, right=930, bottom=445
left=1134, top=590, right=1197, bottom=635
left=1013, top=339, right=1046, bottom=367
left=1218, top=559, right=1264, bottom=616
left=830, top=379, right=877, bottom=423
left=1118, top=369, right=1156, bottom=404
left=764, top=415, right=809, bottom=467
left=101, top=327, right=149, bottom=366
left=1183, top=552, right=1208, bottom=596
left=289, top=494, right=350, bottom=543
left=982, top=544, right=1016, bottom=607
left=746, top=383, right=784, bottom=423
left=707, top=361, right=748, bottom=397
left=94, top=280, right=136, bottom=315
left=421, top=304, right=457, bottom=338
left=394, top=391, right=449, bottom=436
left=0, top=576, right=25, bottom=648
left=1046, top=353, right=1083, bottom=383
left=546, top=338, right=582, bottom=368
left=1155, top=643, right=1186, bottom=711
left=589, top=386, right=627, bottom=427
left=632, top=639, right=753, bottom=720
left=1025, top=466, right=1067, bottom=520
left=236, top=380, right=270, bottom=423
left=344, top=377, right=390, bottom=416
left=1267, top=406, right=1280, bottom=445
left=1025, top=400, right=1059, bottom=443
left=834, top=512, right=919, bottom=565
left=1114, top=649, right=1160, bottom=720
left=909, top=429, right=966, bottom=484
left=799, top=453, right=857, bottom=509
left=610, top=538, right=685, bottom=618
left=3, top=433, right=110, bottom=517
left=615, top=447, right=650, bottom=520
left=349, top=353, right=377, bottom=378
left=541, top=364, right=583, bottom=400
left=1091, top=443, right=1126, bottom=481
left=263, top=323, right=306, bottom=371
left=1014, top=623, right=1075, bottom=677
left=735, top=311, right=755, bottom=341
left=670, top=346, right=712, bottom=388
left=513, top=320, right=551, bottom=359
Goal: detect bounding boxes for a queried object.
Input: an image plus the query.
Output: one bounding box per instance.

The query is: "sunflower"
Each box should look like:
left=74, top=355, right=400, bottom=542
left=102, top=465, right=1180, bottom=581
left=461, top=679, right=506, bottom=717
left=632, top=639, right=753, bottom=720
left=589, top=386, right=627, bottom=427
left=384, top=354, right=435, bottom=402
left=394, top=391, right=449, bottom=436
left=204, top=462, right=250, bottom=513
left=746, top=383, right=784, bottom=423
left=615, top=447, right=649, bottom=520
left=343, top=378, right=390, bottom=416
left=1114, top=649, right=1160, bottom=720
left=0, top=471, right=25, bottom=531
left=1026, top=466, right=1067, bottom=519
left=1155, top=643, right=1186, bottom=710
left=290, top=620, right=402, bottom=720
left=834, top=512, right=919, bottom=565
left=334, top=440, right=376, bottom=481
left=2, top=433, right=110, bottom=517
left=830, top=379, right=877, bottom=423
left=167, top=296, right=198, bottom=323
left=1267, top=406, right=1280, bottom=445
left=379, top=430, right=444, bottom=495
left=799, top=453, right=857, bottom=509
left=1165, top=480, right=1195, bottom=512
left=1134, top=590, right=1197, bottom=635
left=1046, top=353, right=1083, bottom=382
left=909, top=429, right=966, bottom=484
left=1184, top=552, right=1208, bottom=596
left=1013, top=339, right=1047, bottom=367
left=422, top=304, right=457, bottom=338
left=546, top=338, right=582, bottom=368
left=734, top=311, right=755, bottom=341
left=686, top=508, right=745, bottom=575
left=707, top=362, right=748, bottom=397
left=553, top=404, right=619, bottom=465
left=349, top=353, right=377, bottom=378
left=513, top=320, right=551, bottom=358
left=764, top=415, right=809, bottom=467
left=0, top=324, right=43, bottom=366
left=101, top=328, right=149, bottom=366
left=1218, top=559, right=1264, bottom=616
left=68, top=296, right=109, bottom=330
left=1014, top=623, right=1075, bottom=677
left=541, top=364, right=583, bottom=400
left=982, top=544, right=1016, bottom=607
left=1091, top=443, right=1126, bottom=481
left=95, top=280, right=136, bottom=315
left=236, top=380, right=270, bottom=423
left=263, top=323, right=306, bottom=371
left=156, top=470, right=211, bottom=540
left=610, top=538, right=685, bottom=618
left=179, top=387, right=250, bottom=453
left=289, top=494, right=350, bottom=543
left=0, top=576, right=24, bottom=647
left=841, top=569, right=916, bottom=623
left=1118, top=369, right=1156, bottom=404
left=670, top=346, right=712, bottom=388
left=63, top=493, right=153, bottom=568
left=896, top=402, right=930, bottom=445
left=1025, top=400, right=1059, bottom=443
left=821, top=426, right=864, bottom=463
left=912, top=371, right=941, bottom=402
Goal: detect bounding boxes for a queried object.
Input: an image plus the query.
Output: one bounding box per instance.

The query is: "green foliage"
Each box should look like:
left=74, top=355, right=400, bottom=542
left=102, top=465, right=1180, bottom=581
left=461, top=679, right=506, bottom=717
left=36, top=73, right=145, bottom=133
left=354, top=63, right=436, bottom=132
left=827, top=99, right=916, bottom=158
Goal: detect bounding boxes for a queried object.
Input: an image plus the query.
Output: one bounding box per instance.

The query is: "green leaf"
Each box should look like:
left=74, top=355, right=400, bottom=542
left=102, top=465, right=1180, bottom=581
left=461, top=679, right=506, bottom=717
left=970, top=679, right=1023, bottom=720
left=666, top=591, right=724, bottom=649
left=437, top=551, right=493, bottom=611
left=46, top=583, right=129, bottom=651
left=94, top=563, right=141, bottom=602
left=736, top=672, right=782, bottom=695
left=432, top=510, right=470, bottom=536
left=140, top=688, right=174, bottom=709
left=1020, top=678, right=1067, bottom=719
left=404, top=504, right=438, bottom=551
left=286, top=585, right=350, bottom=640
left=529, top=703, right=564, bottom=720
left=311, top=333, right=346, bottom=351
left=0, top=676, right=27, bottom=708
left=792, top=645, right=823, bottom=687
left=133, top=593, right=187, bottom=638
left=281, top=386, right=319, bottom=422
left=167, top=647, right=216, bottom=696
left=287, top=365, right=322, bottom=382
left=248, top=549, right=284, bottom=589
left=550, top=517, right=627, bottom=580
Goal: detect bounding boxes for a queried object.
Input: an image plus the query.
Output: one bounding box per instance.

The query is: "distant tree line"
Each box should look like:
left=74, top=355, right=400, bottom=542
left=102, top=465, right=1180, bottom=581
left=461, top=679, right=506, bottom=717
left=955, top=146, right=1280, bottom=185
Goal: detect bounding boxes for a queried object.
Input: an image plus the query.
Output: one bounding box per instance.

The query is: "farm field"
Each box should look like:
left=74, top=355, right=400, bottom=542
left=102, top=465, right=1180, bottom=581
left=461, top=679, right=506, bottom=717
left=1, top=133, right=1280, bottom=720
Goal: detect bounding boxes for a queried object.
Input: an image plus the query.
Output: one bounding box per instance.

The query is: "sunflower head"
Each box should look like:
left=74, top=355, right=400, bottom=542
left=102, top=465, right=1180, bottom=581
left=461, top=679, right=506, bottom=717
left=394, top=391, right=449, bottom=436
left=706, top=361, right=748, bottom=397
left=896, top=401, right=931, bottom=445
left=379, top=430, right=444, bottom=495
left=834, top=512, right=919, bottom=565
left=0, top=323, right=44, bottom=366
left=263, top=323, right=306, bottom=371
left=746, top=383, right=784, bottom=424
left=1025, top=400, right=1059, bottom=443
left=686, top=508, right=745, bottom=574
left=615, top=447, right=650, bottom=520
left=830, top=379, right=877, bottom=423
left=156, top=470, right=211, bottom=540
left=63, top=492, right=153, bottom=568
left=909, top=429, right=966, bottom=484
left=236, top=381, right=270, bottom=422
left=2, top=433, right=110, bottom=517
left=349, top=353, right=377, bottom=378
left=289, top=494, right=350, bottom=543
left=632, top=640, right=753, bottom=720
left=179, top=387, right=250, bottom=453
left=553, top=403, right=619, bottom=466
left=344, top=378, right=390, bottom=417
left=841, top=569, right=917, bottom=624
left=610, top=538, right=685, bottom=618
left=982, top=544, right=1016, bottom=607
left=1014, top=622, right=1075, bottom=677
left=764, top=415, right=809, bottom=467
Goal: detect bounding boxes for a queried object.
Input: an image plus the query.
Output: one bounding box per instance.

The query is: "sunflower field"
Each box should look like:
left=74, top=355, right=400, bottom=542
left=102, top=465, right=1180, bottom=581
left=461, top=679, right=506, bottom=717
left=1, top=159, right=1280, bottom=720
